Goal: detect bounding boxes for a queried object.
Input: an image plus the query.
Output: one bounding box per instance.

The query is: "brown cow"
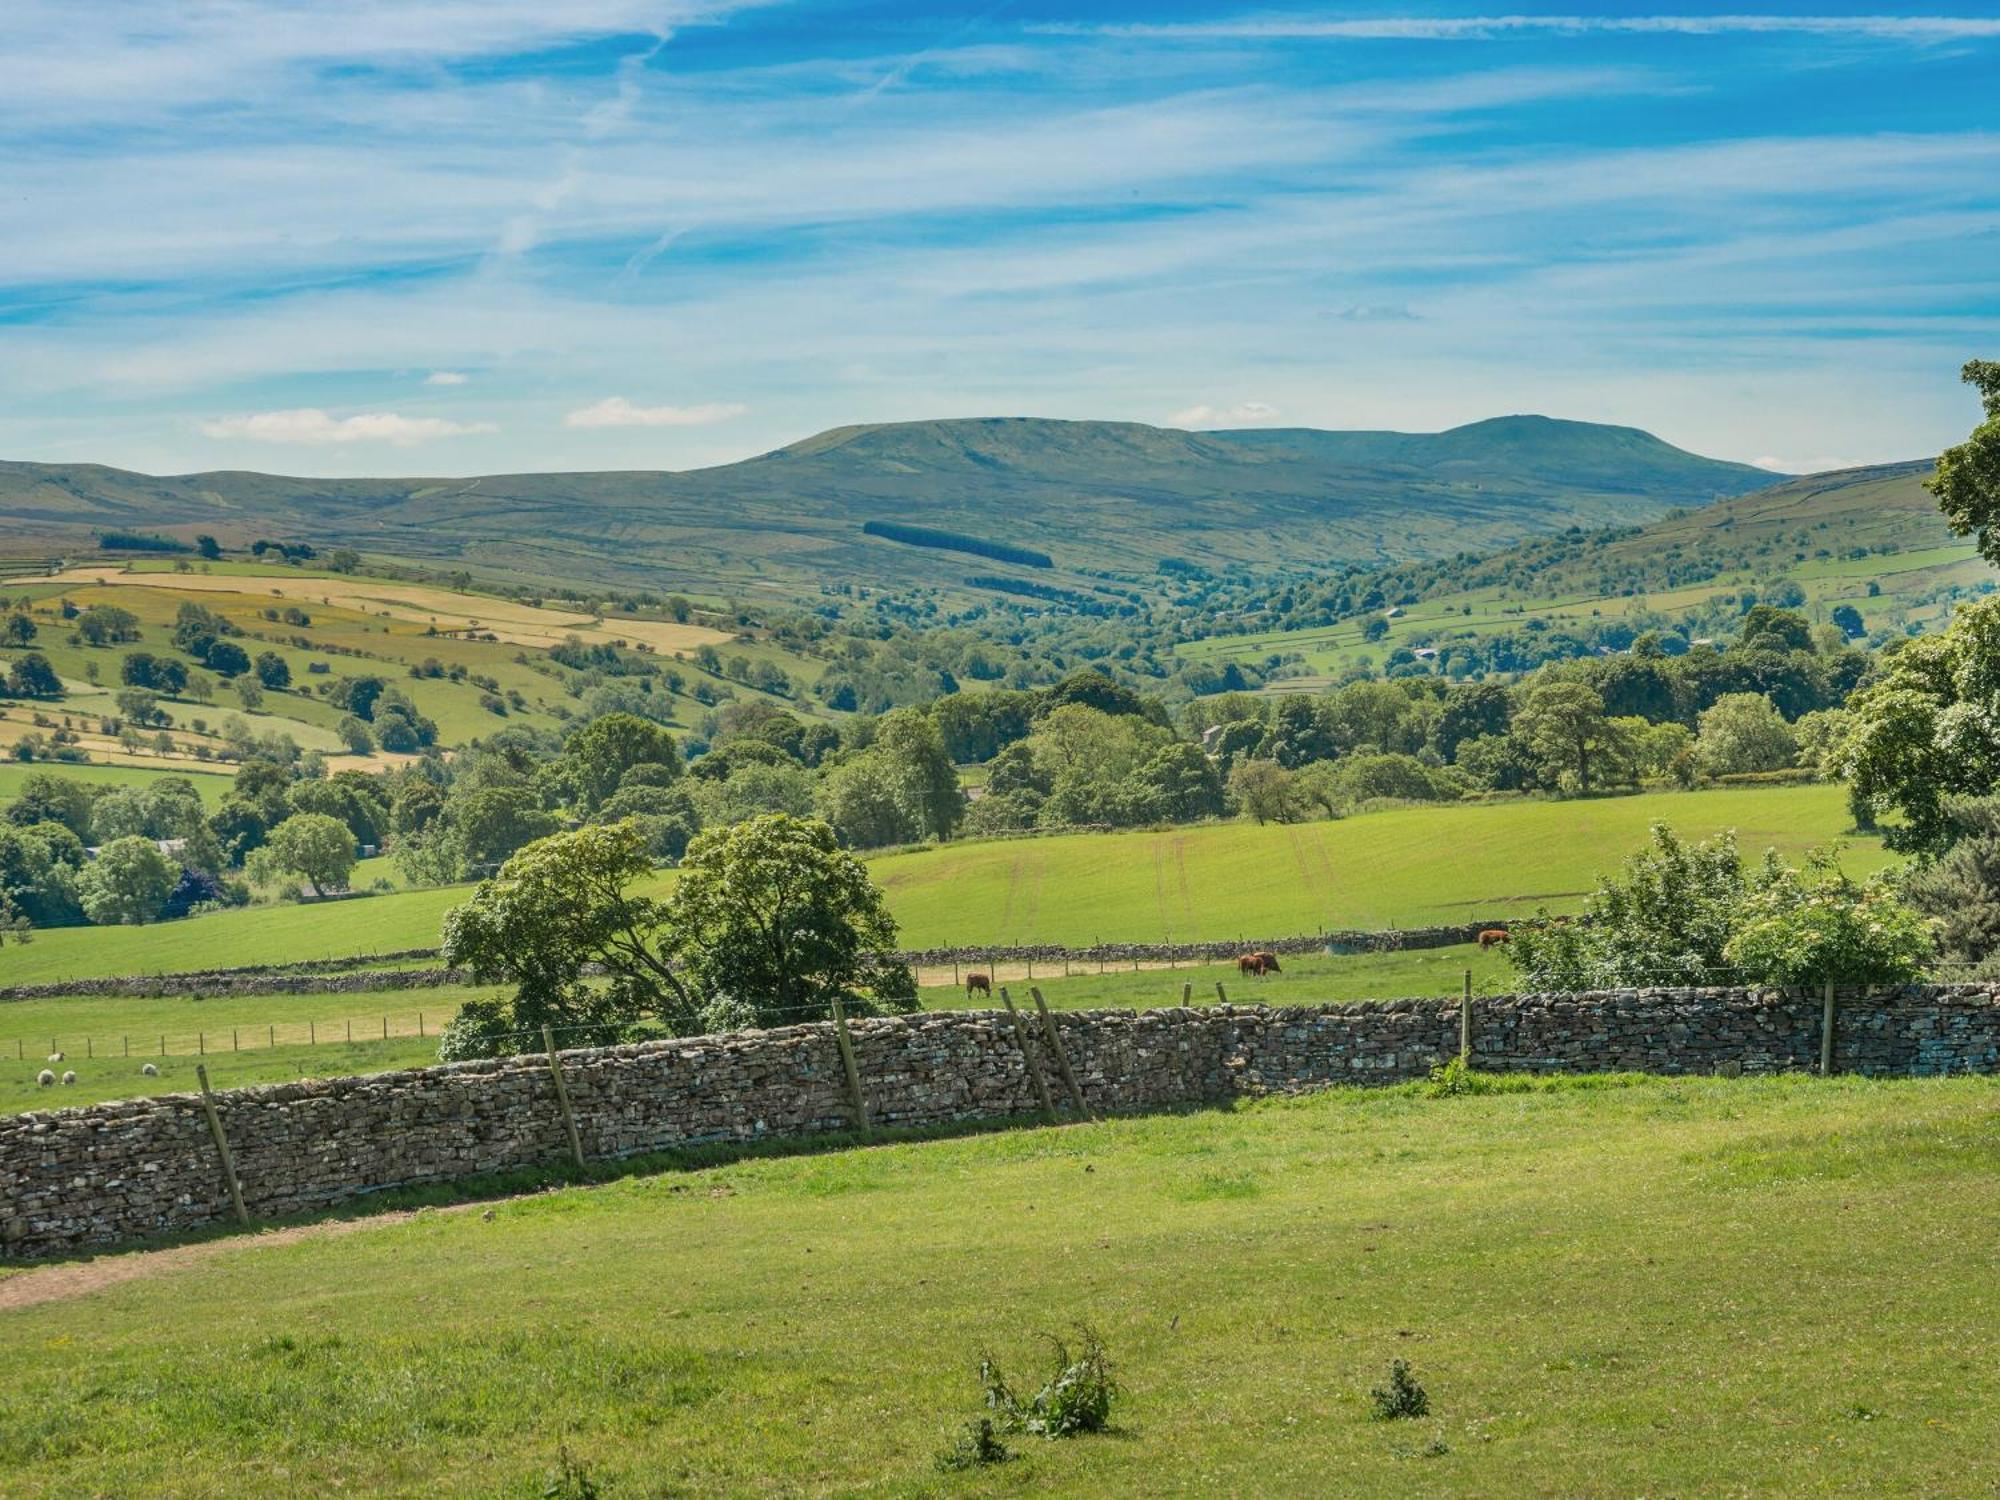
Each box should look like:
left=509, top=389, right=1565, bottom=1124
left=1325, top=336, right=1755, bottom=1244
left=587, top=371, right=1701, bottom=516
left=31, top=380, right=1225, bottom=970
left=1237, top=952, right=1282, bottom=977
left=965, top=972, right=993, bottom=999
left=1477, top=928, right=1510, bottom=950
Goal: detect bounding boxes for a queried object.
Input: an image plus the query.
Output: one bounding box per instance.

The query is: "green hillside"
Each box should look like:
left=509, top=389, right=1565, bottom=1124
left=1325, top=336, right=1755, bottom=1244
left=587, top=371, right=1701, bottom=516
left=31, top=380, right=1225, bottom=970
left=0, top=415, right=1782, bottom=597
left=1184, top=460, right=1990, bottom=681
left=0, top=783, right=1876, bottom=982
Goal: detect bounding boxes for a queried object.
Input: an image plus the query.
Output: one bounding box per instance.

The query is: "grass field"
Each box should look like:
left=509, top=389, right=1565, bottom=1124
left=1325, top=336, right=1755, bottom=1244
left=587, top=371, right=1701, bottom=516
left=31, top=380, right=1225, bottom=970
left=0, top=783, right=1881, bottom=983
left=0, top=759, right=234, bottom=805
left=1, top=1072, right=1994, bottom=1494
left=1, top=948, right=1514, bottom=1114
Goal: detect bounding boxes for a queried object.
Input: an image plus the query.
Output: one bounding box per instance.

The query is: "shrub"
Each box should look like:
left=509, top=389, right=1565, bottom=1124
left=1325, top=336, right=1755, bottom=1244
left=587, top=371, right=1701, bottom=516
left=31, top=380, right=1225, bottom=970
left=934, top=1418, right=1011, bottom=1472
left=1724, top=851, right=1933, bottom=986
left=980, top=1326, right=1119, bottom=1438
left=1370, top=1359, right=1429, bottom=1421
left=436, top=998, right=517, bottom=1062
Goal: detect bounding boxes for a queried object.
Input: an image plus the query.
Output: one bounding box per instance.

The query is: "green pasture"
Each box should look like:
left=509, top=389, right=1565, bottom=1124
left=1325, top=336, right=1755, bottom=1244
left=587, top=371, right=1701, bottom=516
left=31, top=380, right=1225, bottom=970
left=2, top=1073, right=1994, bottom=1494
left=0, top=760, right=234, bottom=806
left=0, top=782, right=1880, bottom=982
left=0, top=948, right=1515, bottom=1114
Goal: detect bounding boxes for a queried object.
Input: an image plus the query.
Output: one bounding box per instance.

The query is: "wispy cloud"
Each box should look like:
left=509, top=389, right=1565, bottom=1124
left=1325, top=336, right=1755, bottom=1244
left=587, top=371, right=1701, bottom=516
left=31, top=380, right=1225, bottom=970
left=424, top=370, right=469, bottom=386
left=1064, top=15, right=2000, bottom=42
left=198, top=409, right=495, bottom=445
left=564, top=397, right=748, bottom=428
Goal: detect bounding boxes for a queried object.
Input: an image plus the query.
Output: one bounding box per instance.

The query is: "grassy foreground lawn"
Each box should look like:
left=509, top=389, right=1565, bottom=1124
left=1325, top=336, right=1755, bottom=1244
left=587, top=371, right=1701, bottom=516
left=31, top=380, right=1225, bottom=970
left=0, top=782, right=1881, bottom=982
left=0, top=950, right=1513, bottom=1113
left=1, top=1074, right=1994, bottom=1495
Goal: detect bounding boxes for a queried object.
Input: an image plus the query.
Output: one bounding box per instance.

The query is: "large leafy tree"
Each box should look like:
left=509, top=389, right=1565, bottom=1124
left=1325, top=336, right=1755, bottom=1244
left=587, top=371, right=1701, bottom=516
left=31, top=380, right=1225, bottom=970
left=441, top=821, right=696, bottom=1055
left=76, top=836, right=177, bottom=925
left=262, top=812, right=357, bottom=896
left=1512, top=680, right=1633, bottom=794
left=1843, top=596, right=2000, bottom=853
left=1930, top=359, right=2000, bottom=564
left=560, top=712, right=682, bottom=813
left=666, top=813, right=915, bottom=1030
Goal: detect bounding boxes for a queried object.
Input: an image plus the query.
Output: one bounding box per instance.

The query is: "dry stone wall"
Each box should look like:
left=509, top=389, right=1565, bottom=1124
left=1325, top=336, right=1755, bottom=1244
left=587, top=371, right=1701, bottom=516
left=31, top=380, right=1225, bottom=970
left=5, top=983, right=1995, bottom=1259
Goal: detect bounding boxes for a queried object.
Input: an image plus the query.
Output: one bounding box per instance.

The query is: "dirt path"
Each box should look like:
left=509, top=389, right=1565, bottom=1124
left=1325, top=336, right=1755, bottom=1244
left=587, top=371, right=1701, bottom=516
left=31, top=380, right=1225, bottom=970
left=0, top=1204, right=461, bottom=1312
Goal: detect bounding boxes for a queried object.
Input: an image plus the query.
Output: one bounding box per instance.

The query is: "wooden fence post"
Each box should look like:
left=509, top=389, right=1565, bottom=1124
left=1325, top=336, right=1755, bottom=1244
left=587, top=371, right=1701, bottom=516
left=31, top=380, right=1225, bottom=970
left=830, top=997, right=873, bottom=1140
left=541, top=1026, right=587, bottom=1171
left=1820, top=978, right=1837, bottom=1076
left=1181, top=981, right=1193, bottom=1006
left=999, top=987, right=1058, bottom=1122
left=1215, top=980, right=1229, bottom=1005
left=1030, top=988, right=1091, bottom=1119
left=195, top=1064, right=249, bottom=1227
left=1460, top=970, right=1473, bottom=1066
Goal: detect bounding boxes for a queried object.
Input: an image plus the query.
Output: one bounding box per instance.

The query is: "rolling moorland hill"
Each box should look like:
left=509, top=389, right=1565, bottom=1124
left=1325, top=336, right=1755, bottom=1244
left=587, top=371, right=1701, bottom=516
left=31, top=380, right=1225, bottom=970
left=1184, top=459, right=1987, bottom=680
left=0, top=416, right=1781, bottom=596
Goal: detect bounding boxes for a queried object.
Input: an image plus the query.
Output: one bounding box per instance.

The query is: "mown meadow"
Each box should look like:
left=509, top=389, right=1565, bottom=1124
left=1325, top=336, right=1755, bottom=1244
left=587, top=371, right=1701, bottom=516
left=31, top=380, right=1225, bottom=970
left=1, top=1073, right=1994, bottom=1495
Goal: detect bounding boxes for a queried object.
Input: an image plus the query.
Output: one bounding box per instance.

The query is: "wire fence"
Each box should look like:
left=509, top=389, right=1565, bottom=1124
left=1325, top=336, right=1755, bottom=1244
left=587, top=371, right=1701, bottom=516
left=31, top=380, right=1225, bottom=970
left=16, top=957, right=1915, bottom=1073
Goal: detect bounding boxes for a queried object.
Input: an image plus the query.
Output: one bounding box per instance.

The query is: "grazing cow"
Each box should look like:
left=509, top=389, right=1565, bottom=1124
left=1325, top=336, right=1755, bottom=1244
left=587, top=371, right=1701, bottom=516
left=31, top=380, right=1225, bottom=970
left=965, top=972, right=992, bottom=999
left=1478, top=928, right=1510, bottom=950
left=1238, top=952, right=1282, bottom=977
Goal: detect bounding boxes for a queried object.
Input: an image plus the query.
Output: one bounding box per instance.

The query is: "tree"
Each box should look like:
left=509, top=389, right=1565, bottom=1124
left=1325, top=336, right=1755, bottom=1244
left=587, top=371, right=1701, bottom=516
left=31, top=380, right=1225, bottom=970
left=1903, top=797, right=2000, bottom=970
left=1831, top=604, right=1865, bottom=640
left=205, top=640, right=251, bottom=677
left=1724, top=852, right=1931, bottom=986
left=1512, top=680, right=1632, bottom=794
left=255, top=651, right=291, bottom=690
left=451, top=784, right=559, bottom=873
left=871, top=708, right=964, bottom=839
left=1843, top=595, right=2000, bottom=853
left=4, top=612, right=36, bottom=646
left=439, top=822, right=692, bottom=1056
left=195, top=534, right=223, bottom=560
left=76, top=604, right=141, bottom=645
left=1694, top=693, right=1796, bottom=777
left=1929, top=359, right=2000, bottom=565
left=6, top=653, right=61, bottom=698
left=1131, top=741, right=1226, bottom=823
left=815, top=753, right=923, bottom=850
left=76, top=835, right=176, bottom=925
left=559, top=712, right=682, bottom=813
left=263, top=812, right=356, bottom=897
left=115, top=688, right=165, bottom=727
left=1229, top=759, right=1308, bottom=824
left=1508, top=824, right=1755, bottom=990
left=666, top=813, right=915, bottom=1031
left=6, top=773, right=96, bottom=838
left=336, top=715, right=375, bottom=754
left=0, top=824, right=84, bottom=928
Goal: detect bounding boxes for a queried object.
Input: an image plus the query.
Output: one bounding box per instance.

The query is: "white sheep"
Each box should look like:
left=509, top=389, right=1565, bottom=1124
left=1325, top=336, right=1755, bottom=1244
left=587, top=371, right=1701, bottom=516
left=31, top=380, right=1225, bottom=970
left=37, top=1069, right=53, bottom=1087
left=61, top=1070, right=76, bottom=1086
left=47, top=1051, right=63, bottom=1064
left=141, top=1062, right=159, bottom=1077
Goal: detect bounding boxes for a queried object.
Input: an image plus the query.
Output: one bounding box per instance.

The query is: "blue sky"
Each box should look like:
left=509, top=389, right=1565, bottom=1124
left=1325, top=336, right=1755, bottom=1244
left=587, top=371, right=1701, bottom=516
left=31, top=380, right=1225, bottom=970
left=2, top=3, right=1996, bottom=477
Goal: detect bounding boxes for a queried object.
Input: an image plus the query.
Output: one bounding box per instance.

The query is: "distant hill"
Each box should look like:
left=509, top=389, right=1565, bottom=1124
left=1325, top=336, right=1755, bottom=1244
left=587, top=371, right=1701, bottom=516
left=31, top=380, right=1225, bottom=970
left=1181, top=458, right=1996, bottom=682
left=0, top=415, right=1783, bottom=595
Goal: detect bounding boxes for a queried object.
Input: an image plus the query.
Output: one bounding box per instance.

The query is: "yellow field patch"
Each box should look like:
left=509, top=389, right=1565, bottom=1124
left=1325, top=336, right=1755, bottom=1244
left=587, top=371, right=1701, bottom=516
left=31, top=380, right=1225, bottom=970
left=45, top=567, right=737, bottom=658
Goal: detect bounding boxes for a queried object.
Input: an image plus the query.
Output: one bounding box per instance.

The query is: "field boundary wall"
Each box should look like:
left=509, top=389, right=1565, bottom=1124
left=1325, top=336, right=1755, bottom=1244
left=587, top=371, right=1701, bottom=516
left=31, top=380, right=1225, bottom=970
left=5, top=982, right=1996, bottom=1258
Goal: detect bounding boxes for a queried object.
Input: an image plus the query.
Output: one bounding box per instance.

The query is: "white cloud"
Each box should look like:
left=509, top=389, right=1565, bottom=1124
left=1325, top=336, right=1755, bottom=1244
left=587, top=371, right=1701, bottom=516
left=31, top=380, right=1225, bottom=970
left=1067, top=15, right=2000, bottom=43
left=197, top=408, right=495, bottom=446
left=564, top=397, right=748, bottom=428
left=1170, top=401, right=1280, bottom=427
left=424, top=370, right=469, bottom=385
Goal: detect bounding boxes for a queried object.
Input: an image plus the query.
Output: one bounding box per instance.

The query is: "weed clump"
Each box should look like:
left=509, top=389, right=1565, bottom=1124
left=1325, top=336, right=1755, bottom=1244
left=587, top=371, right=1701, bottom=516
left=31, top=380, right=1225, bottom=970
left=540, top=1441, right=599, bottom=1499
left=934, top=1417, right=1011, bottom=1472
left=1370, top=1359, right=1430, bottom=1421
left=980, top=1325, right=1119, bottom=1437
